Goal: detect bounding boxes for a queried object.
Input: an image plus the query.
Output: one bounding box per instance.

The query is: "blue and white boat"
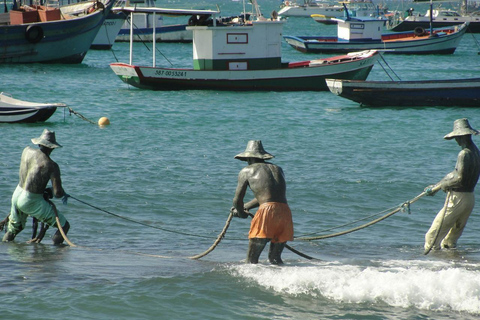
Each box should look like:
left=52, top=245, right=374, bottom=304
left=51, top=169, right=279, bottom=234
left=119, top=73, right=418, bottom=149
left=0, top=0, right=114, bottom=63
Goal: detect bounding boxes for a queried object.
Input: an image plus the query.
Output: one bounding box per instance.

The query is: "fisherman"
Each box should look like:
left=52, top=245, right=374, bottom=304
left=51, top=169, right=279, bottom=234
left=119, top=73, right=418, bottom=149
left=3, top=129, right=70, bottom=244
left=424, top=118, right=480, bottom=252
left=231, top=140, right=294, bottom=264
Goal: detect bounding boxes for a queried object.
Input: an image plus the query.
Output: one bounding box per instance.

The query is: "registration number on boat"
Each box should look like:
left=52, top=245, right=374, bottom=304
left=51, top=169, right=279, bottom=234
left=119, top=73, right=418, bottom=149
left=155, top=70, right=186, bottom=77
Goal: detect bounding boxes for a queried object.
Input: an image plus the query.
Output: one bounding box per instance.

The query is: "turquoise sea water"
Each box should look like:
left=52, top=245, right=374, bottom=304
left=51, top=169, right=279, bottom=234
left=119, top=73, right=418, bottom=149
left=1, top=1, right=480, bottom=319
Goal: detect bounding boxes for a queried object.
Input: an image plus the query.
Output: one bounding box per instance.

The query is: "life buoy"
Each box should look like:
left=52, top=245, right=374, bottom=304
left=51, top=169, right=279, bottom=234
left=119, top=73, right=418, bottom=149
left=414, top=26, right=426, bottom=37
left=25, top=25, right=44, bottom=44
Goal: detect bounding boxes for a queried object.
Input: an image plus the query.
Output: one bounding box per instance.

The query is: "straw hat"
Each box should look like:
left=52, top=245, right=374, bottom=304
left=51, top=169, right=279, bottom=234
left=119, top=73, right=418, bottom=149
left=235, top=140, right=274, bottom=161
left=31, top=129, right=62, bottom=148
left=444, top=118, right=479, bottom=140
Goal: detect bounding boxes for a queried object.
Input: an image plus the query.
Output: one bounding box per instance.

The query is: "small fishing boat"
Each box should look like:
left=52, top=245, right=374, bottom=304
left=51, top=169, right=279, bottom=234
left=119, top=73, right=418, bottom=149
left=284, top=16, right=468, bottom=54
left=0, top=0, right=114, bottom=63
left=326, top=78, right=480, bottom=107
left=0, top=92, right=66, bottom=123
left=110, top=2, right=380, bottom=92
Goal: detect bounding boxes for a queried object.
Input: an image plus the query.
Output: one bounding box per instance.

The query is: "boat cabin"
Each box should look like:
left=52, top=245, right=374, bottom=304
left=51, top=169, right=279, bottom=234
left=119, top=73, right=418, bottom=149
left=187, top=20, right=283, bottom=71
left=333, top=17, right=386, bottom=41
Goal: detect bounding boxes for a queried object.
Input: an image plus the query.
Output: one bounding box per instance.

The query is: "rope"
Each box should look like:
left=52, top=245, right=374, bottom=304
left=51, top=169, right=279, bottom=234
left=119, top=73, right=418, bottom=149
left=295, top=192, right=427, bottom=241
left=423, top=191, right=452, bottom=255
left=69, top=195, right=217, bottom=239
left=67, top=107, right=97, bottom=124
left=189, top=211, right=316, bottom=260
left=189, top=212, right=234, bottom=260
left=48, top=200, right=76, bottom=247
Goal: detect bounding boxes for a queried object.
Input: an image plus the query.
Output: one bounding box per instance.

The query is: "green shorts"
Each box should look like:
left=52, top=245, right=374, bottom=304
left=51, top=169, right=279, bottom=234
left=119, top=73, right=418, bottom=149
left=7, top=185, right=67, bottom=235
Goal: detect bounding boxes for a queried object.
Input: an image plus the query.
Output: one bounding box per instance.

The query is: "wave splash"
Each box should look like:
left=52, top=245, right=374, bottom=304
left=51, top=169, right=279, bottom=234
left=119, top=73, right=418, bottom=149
left=228, top=260, right=480, bottom=315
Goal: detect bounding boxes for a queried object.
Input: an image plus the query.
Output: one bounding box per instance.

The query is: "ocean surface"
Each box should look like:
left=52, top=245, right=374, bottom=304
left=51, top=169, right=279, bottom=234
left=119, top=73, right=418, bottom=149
left=1, top=0, right=480, bottom=319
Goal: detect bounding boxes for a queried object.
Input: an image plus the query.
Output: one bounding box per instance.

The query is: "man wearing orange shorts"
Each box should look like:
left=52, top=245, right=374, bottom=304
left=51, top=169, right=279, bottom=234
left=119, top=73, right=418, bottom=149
left=231, top=140, right=294, bottom=264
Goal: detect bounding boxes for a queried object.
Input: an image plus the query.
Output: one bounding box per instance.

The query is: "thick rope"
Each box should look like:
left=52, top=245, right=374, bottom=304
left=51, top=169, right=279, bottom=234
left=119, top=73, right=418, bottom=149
left=190, top=211, right=316, bottom=260
left=189, top=212, right=234, bottom=260
left=295, top=192, right=427, bottom=241
left=423, top=191, right=452, bottom=255
left=48, top=200, right=76, bottom=247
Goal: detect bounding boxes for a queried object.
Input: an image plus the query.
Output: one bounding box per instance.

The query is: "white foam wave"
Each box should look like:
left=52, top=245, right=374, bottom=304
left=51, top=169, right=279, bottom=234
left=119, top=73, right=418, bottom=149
left=228, top=261, right=480, bottom=315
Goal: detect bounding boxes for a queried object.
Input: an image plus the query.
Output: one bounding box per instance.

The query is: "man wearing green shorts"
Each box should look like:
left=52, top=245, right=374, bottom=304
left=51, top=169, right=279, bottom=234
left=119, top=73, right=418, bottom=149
left=3, top=129, right=70, bottom=244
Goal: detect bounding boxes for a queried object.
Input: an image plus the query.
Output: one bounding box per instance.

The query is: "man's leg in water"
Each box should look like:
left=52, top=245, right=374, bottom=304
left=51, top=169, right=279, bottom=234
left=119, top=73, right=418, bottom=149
left=247, top=238, right=269, bottom=264
left=52, top=221, right=70, bottom=245
left=268, top=242, right=286, bottom=265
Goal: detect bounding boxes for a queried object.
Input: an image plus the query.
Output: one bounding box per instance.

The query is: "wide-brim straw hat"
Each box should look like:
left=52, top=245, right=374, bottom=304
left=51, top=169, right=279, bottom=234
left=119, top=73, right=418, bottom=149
left=235, top=140, right=274, bottom=161
left=31, top=129, right=62, bottom=148
left=444, top=118, right=479, bottom=140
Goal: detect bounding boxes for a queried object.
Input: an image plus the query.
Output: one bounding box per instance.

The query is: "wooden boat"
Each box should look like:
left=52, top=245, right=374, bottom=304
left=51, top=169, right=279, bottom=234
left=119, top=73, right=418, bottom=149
left=0, top=92, right=66, bottom=123
left=0, top=0, right=114, bottom=63
left=284, top=16, right=468, bottom=54
left=110, top=3, right=380, bottom=92
left=326, top=78, right=480, bottom=107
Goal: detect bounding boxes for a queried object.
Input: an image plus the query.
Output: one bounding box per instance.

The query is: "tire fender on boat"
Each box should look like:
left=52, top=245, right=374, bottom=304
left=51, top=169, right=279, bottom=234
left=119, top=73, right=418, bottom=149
left=414, top=26, right=426, bottom=37
left=25, top=25, right=44, bottom=44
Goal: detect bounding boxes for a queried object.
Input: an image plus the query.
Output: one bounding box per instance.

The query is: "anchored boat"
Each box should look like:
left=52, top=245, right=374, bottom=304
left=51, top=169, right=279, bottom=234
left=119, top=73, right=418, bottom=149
left=110, top=2, right=380, bottom=91
left=0, top=92, right=66, bottom=123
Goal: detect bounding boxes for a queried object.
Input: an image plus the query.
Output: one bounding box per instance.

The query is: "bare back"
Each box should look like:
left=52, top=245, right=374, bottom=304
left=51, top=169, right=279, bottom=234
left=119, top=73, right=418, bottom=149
left=235, top=162, right=287, bottom=206
left=18, top=146, right=63, bottom=196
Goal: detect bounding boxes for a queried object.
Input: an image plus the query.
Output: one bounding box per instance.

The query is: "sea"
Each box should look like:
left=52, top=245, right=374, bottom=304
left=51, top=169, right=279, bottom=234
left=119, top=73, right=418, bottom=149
left=1, top=0, right=480, bottom=319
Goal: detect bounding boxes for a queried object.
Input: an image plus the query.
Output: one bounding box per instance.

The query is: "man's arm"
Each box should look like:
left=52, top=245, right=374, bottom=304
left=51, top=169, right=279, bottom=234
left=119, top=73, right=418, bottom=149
left=437, top=151, right=466, bottom=191
left=232, top=169, right=250, bottom=218
left=50, top=162, right=65, bottom=198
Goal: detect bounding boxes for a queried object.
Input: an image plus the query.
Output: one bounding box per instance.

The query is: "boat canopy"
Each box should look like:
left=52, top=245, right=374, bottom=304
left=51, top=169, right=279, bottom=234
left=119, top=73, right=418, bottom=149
left=113, top=7, right=220, bottom=16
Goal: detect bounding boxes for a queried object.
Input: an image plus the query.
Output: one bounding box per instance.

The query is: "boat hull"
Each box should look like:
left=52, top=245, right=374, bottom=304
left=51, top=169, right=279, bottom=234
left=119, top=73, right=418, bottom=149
left=326, top=78, right=480, bottom=107
left=0, top=93, right=66, bottom=123
left=390, top=19, right=480, bottom=33
left=91, top=11, right=126, bottom=50
left=110, top=51, right=379, bottom=91
left=0, top=3, right=113, bottom=63
left=0, top=106, right=58, bottom=123
left=284, top=24, right=467, bottom=55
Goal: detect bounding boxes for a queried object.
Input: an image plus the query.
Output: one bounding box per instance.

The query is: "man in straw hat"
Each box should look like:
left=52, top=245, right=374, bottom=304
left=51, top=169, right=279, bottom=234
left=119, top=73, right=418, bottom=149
left=424, top=118, right=480, bottom=252
left=3, top=129, right=70, bottom=244
left=231, top=140, right=293, bottom=264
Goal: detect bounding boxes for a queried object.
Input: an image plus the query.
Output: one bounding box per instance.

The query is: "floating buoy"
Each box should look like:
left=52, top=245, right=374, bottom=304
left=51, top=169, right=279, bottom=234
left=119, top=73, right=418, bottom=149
left=98, top=117, right=110, bottom=126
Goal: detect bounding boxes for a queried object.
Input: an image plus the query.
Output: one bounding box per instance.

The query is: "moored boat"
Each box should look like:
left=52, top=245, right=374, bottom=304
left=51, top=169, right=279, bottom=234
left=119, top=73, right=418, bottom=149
left=326, top=78, right=480, bottom=107
left=110, top=3, right=380, bottom=92
left=0, top=92, right=66, bottom=123
left=0, top=0, right=114, bottom=63
left=284, top=16, right=468, bottom=54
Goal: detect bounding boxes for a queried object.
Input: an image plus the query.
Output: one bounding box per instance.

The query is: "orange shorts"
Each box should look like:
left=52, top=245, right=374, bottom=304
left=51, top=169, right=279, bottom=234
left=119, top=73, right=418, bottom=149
left=249, top=202, right=294, bottom=243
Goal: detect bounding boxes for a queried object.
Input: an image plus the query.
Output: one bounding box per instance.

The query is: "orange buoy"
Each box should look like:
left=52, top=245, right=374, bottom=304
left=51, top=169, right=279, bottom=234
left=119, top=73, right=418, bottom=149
left=98, top=117, right=110, bottom=126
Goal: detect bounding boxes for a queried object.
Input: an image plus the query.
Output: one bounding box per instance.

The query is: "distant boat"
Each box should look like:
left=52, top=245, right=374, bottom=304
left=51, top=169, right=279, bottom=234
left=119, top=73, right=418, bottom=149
left=326, top=78, right=480, bottom=107
left=0, top=92, right=66, bottom=123
left=110, top=4, right=380, bottom=91
left=278, top=0, right=387, bottom=18
left=388, top=0, right=480, bottom=34
left=284, top=16, right=468, bottom=54
left=0, top=0, right=114, bottom=63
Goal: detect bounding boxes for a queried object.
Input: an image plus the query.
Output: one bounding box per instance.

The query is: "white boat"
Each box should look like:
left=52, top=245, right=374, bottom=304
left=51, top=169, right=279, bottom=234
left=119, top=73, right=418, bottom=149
left=0, top=92, right=66, bottom=123
left=91, top=10, right=126, bottom=49
left=109, top=3, right=380, bottom=91
left=0, top=0, right=114, bottom=63
left=278, top=0, right=387, bottom=18
left=284, top=17, right=468, bottom=54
